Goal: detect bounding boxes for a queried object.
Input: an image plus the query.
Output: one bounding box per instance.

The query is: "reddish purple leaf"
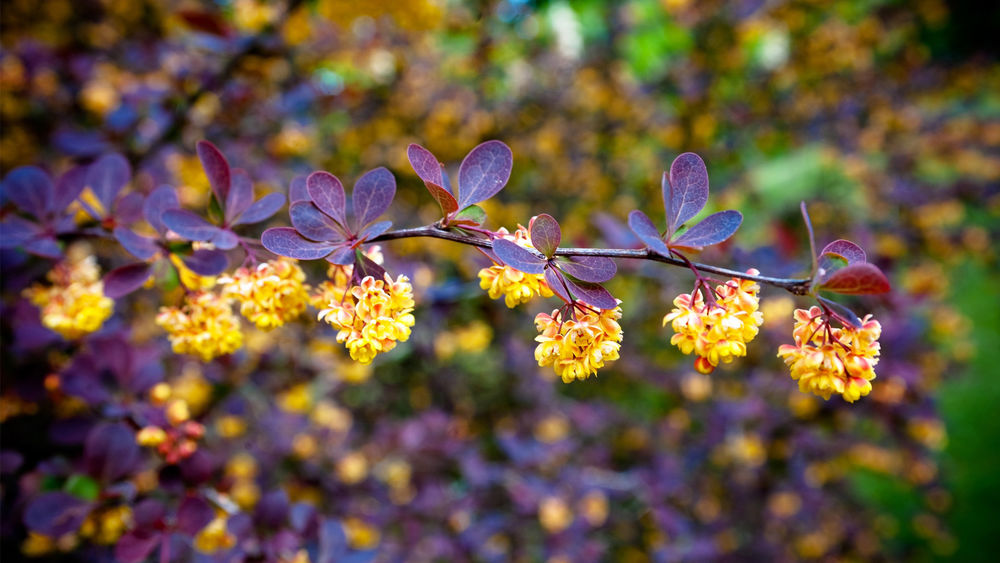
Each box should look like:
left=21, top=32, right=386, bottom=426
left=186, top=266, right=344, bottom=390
left=352, top=251, right=387, bottom=284
left=457, top=140, right=513, bottom=209
left=627, top=210, right=670, bottom=256
left=114, top=192, right=145, bottom=227
left=818, top=263, right=891, bottom=295
left=225, top=169, right=254, bottom=224
left=24, top=492, right=91, bottom=537
left=255, top=490, right=290, bottom=528
left=665, top=153, right=709, bottom=236
left=54, top=166, right=87, bottom=214
left=114, top=227, right=159, bottom=260
left=529, top=214, right=561, bottom=257
left=351, top=167, right=395, bottom=230
left=290, top=201, right=343, bottom=242
left=86, top=153, right=131, bottom=214
left=670, top=210, right=742, bottom=249
left=307, top=171, right=347, bottom=228
left=0, top=216, right=43, bottom=248
left=325, top=245, right=355, bottom=266
left=564, top=277, right=618, bottom=310
left=817, top=296, right=862, bottom=329
left=427, top=181, right=459, bottom=218
left=162, top=209, right=221, bottom=241
left=815, top=252, right=848, bottom=285
left=261, top=227, right=336, bottom=260
left=820, top=239, right=866, bottom=264
left=104, top=263, right=153, bottom=298
left=176, top=495, right=215, bottom=535
left=289, top=175, right=309, bottom=203
left=133, top=499, right=166, bottom=528
left=143, top=185, right=179, bottom=236
left=196, top=140, right=231, bottom=206
left=114, top=530, right=161, bottom=563
left=233, top=192, right=285, bottom=226
left=408, top=144, right=445, bottom=188
left=3, top=165, right=54, bottom=219
left=358, top=220, right=392, bottom=241
left=84, top=422, right=140, bottom=483
left=182, top=248, right=229, bottom=276
left=544, top=267, right=573, bottom=303
left=557, top=256, right=617, bottom=283
left=492, top=238, right=546, bottom=274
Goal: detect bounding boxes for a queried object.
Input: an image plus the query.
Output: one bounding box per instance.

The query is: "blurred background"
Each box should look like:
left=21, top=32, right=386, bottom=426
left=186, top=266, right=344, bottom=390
left=2, top=0, right=999, bottom=561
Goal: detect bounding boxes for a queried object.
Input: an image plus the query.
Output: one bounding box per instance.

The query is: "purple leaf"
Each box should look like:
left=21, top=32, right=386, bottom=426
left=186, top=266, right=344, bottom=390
left=352, top=251, right=386, bottom=284
left=593, top=212, right=640, bottom=248
left=210, top=228, right=239, bottom=250
left=196, top=140, right=231, bottom=206
left=133, top=499, right=166, bottom=529
left=529, top=214, right=561, bottom=257
left=627, top=210, right=671, bottom=256
left=564, top=278, right=618, bottom=310
left=3, top=165, right=54, bottom=218
left=817, top=263, right=891, bottom=295
left=86, top=153, right=131, bottom=214
left=182, top=248, right=229, bottom=276
left=84, top=422, right=141, bottom=483
left=289, top=175, right=309, bottom=203
left=162, top=209, right=221, bottom=241
left=114, top=227, right=159, bottom=260
left=557, top=255, right=617, bottom=283
left=307, top=171, right=347, bottom=228
left=53, top=165, right=88, bottom=213
left=544, top=267, right=572, bottom=303
left=115, top=192, right=145, bottom=227
left=290, top=201, right=343, bottom=242
left=261, top=227, right=336, bottom=260
left=820, top=239, right=866, bottom=264
left=254, top=490, right=290, bottom=528
left=665, top=153, right=709, bottom=236
left=817, top=296, right=862, bottom=329
left=23, top=236, right=62, bottom=258
left=143, top=185, right=179, bottom=236
left=492, top=238, right=546, bottom=274
left=324, top=245, right=355, bottom=266
left=24, top=492, right=91, bottom=537
left=427, top=181, right=459, bottom=218
left=176, top=496, right=215, bottom=535
left=457, top=141, right=513, bottom=209
left=0, top=216, right=43, bottom=247
left=104, top=263, right=153, bottom=298
left=225, top=169, right=254, bottom=224
left=351, top=167, right=395, bottom=230
left=407, top=144, right=445, bottom=188
left=358, top=220, right=392, bottom=241
left=233, top=192, right=285, bottom=226
left=115, top=530, right=161, bottom=563
left=670, top=210, right=742, bottom=249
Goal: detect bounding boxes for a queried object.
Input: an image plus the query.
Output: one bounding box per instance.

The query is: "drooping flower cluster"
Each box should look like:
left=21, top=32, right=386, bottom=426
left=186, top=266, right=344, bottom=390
left=22, top=244, right=114, bottom=340
left=534, top=303, right=624, bottom=382
left=317, top=274, right=416, bottom=365
left=662, top=270, right=764, bottom=374
left=155, top=291, right=243, bottom=362
left=479, top=225, right=554, bottom=307
left=778, top=306, right=882, bottom=402
left=219, top=258, right=309, bottom=330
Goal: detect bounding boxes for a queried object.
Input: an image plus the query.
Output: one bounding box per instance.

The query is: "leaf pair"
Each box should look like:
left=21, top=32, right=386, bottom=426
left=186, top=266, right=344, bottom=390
left=162, top=141, right=285, bottom=251
left=491, top=214, right=619, bottom=309
left=811, top=238, right=891, bottom=296
left=628, top=153, right=743, bottom=255
left=407, top=141, right=513, bottom=227
left=261, top=167, right=395, bottom=266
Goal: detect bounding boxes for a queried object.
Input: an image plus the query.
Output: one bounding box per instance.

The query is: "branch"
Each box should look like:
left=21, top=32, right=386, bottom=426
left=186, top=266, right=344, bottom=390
left=368, top=226, right=812, bottom=295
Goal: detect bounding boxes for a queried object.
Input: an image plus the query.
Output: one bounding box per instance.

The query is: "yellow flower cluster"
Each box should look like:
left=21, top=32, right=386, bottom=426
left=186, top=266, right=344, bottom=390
left=155, top=291, right=243, bottom=362
left=219, top=258, right=309, bottom=330
left=317, top=274, right=416, bottom=365
left=193, top=516, right=236, bottom=554
left=534, top=303, right=623, bottom=382
left=778, top=306, right=881, bottom=403
left=23, top=245, right=114, bottom=339
left=662, top=270, right=764, bottom=374
left=479, top=226, right=554, bottom=308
